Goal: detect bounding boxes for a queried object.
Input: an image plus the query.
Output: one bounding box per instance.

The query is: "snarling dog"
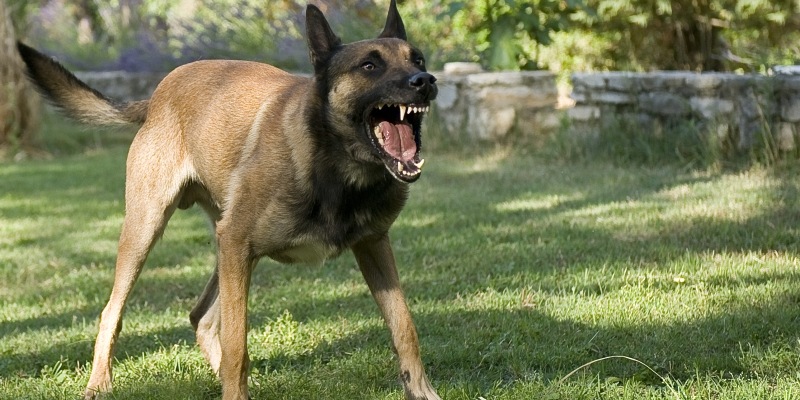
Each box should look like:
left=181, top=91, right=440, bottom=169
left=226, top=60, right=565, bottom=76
left=16, top=1, right=440, bottom=399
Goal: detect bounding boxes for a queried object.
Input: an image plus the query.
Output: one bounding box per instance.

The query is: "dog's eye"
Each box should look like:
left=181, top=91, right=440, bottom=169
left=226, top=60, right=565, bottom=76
left=414, top=57, right=425, bottom=67
left=361, top=62, right=376, bottom=71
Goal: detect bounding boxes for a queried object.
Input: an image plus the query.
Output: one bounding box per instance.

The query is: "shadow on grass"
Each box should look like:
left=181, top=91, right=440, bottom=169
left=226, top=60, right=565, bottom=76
left=243, top=291, right=800, bottom=396
left=3, top=145, right=800, bottom=396
left=5, top=285, right=799, bottom=395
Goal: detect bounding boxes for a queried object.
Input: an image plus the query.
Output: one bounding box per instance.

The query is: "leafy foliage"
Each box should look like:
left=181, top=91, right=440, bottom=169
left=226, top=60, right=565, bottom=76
left=12, top=0, right=800, bottom=73
left=565, top=0, right=800, bottom=71
left=447, top=0, right=586, bottom=70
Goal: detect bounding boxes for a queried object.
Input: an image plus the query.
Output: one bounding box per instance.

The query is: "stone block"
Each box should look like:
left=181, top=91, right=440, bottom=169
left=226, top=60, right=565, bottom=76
left=640, top=75, right=666, bottom=91
left=466, top=71, right=554, bottom=88
left=690, top=97, right=734, bottom=119
left=781, top=97, right=800, bottom=122
left=638, top=92, right=691, bottom=116
left=570, top=92, right=588, bottom=103
left=738, top=116, right=759, bottom=150
left=685, top=73, right=725, bottom=90
left=443, top=62, right=483, bottom=75
left=659, top=72, right=692, bottom=89
left=775, top=76, right=800, bottom=91
left=735, top=88, right=761, bottom=119
left=774, top=66, right=800, bottom=75
left=468, top=106, right=516, bottom=139
left=593, top=91, right=634, bottom=105
left=435, top=82, right=460, bottom=110
left=777, top=122, right=796, bottom=151
left=571, top=73, right=606, bottom=89
left=567, top=106, right=600, bottom=121
left=474, top=86, right=555, bottom=109
left=605, top=72, right=638, bottom=91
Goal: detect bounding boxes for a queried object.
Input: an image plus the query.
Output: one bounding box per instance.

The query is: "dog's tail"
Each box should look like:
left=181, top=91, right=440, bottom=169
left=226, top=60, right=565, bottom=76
left=16, top=42, right=148, bottom=126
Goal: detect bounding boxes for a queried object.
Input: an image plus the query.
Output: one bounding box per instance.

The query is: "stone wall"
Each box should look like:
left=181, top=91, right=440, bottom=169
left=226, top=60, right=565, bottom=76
left=569, top=71, right=800, bottom=150
left=70, top=68, right=560, bottom=141
left=67, top=69, right=800, bottom=150
left=433, top=70, right=559, bottom=140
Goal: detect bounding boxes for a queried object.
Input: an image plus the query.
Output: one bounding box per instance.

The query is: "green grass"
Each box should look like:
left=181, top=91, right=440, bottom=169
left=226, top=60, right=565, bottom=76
left=2, top=122, right=800, bottom=399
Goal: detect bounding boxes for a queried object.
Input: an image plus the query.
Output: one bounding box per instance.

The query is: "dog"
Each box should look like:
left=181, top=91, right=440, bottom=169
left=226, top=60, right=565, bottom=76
left=16, top=1, right=439, bottom=399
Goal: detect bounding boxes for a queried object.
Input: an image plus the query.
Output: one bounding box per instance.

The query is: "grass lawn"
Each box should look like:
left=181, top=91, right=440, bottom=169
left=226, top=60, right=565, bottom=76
left=2, top=123, right=800, bottom=399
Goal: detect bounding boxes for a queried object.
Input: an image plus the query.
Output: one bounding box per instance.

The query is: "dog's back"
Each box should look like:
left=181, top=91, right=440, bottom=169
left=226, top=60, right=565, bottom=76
left=140, top=60, right=311, bottom=199
left=18, top=44, right=312, bottom=203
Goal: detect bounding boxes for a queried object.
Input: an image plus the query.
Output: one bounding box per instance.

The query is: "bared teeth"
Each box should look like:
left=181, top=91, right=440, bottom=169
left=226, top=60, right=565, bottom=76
left=373, top=124, right=384, bottom=145
left=372, top=103, right=430, bottom=118
left=391, top=159, right=424, bottom=178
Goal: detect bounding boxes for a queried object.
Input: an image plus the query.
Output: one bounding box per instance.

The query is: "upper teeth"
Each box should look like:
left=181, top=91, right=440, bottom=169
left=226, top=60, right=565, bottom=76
left=374, top=104, right=430, bottom=121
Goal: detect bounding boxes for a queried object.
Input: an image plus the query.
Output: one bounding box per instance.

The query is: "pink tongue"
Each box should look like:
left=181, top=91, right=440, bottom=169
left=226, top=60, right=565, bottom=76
left=379, top=121, right=416, bottom=162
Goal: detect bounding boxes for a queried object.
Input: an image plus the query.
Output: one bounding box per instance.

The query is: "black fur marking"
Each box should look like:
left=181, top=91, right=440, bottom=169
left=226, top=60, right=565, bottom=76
left=287, top=94, right=408, bottom=251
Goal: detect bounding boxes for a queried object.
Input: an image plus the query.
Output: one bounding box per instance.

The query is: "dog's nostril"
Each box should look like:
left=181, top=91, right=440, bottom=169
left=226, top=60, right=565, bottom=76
left=409, top=72, right=435, bottom=88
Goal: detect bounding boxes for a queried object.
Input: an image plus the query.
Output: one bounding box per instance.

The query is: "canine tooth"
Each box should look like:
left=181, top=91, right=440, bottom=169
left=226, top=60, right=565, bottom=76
left=397, top=162, right=404, bottom=172
left=399, top=105, right=407, bottom=121
left=415, top=159, right=425, bottom=170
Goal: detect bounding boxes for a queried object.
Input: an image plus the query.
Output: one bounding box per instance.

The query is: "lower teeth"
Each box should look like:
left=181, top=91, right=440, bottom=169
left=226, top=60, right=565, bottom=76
left=373, top=126, right=384, bottom=145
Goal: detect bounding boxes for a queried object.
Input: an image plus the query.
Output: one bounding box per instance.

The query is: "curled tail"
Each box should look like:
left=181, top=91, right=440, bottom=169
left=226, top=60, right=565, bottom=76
left=16, top=42, right=148, bottom=126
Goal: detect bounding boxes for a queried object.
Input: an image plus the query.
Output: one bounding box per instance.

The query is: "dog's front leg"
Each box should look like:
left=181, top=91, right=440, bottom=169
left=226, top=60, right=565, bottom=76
left=216, top=234, right=256, bottom=400
left=352, top=234, right=441, bottom=400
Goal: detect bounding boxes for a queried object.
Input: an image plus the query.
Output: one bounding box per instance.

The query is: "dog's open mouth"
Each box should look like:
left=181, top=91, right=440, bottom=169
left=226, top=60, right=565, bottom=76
left=367, top=103, right=429, bottom=183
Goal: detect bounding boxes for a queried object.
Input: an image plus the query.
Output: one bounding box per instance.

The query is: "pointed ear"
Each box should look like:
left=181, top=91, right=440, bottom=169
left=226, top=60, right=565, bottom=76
left=306, top=4, right=342, bottom=72
left=378, top=0, right=407, bottom=41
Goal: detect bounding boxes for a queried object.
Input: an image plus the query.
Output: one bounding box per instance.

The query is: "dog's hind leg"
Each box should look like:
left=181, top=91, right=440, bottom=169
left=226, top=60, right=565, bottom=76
left=187, top=201, right=224, bottom=374
left=190, top=266, right=222, bottom=374
left=352, top=234, right=441, bottom=400
left=84, top=136, right=189, bottom=399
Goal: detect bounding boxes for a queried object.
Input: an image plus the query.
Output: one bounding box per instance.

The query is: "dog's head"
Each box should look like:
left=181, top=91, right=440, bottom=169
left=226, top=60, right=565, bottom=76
left=306, top=0, right=437, bottom=183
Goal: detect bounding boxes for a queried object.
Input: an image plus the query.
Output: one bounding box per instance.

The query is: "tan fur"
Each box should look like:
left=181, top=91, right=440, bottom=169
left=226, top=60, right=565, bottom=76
left=18, top=2, right=440, bottom=399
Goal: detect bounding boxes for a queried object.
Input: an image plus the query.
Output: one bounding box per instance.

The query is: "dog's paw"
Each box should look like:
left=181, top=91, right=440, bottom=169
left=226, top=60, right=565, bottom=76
left=83, top=388, right=108, bottom=400
left=403, top=378, right=441, bottom=400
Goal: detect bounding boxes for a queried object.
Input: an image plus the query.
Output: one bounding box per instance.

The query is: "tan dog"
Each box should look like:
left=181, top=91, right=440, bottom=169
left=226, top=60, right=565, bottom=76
left=17, top=1, right=440, bottom=399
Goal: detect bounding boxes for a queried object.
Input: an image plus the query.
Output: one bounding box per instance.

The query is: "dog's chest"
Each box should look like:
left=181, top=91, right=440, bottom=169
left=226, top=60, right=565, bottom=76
left=274, top=239, right=337, bottom=265
left=255, top=170, right=406, bottom=264
left=255, top=197, right=380, bottom=265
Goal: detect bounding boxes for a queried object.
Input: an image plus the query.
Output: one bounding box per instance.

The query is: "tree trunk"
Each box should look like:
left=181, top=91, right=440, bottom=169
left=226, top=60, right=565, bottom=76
left=0, top=0, right=39, bottom=156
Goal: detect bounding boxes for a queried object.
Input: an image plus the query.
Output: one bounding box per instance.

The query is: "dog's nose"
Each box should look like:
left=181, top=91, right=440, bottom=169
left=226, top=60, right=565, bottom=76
left=408, top=72, right=436, bottom=89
